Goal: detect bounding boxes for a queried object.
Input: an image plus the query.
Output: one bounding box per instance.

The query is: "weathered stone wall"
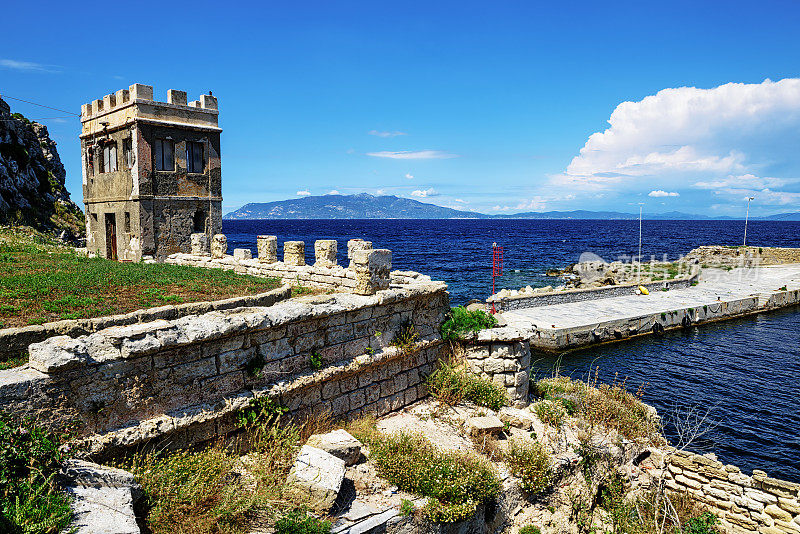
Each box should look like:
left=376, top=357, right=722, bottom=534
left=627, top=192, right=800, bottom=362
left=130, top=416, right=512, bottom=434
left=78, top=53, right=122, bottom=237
left=662, top=449, right=800, bottom=534
left=686, top=246, right=800, bottom=267
left=488, top=275, right=698, bottom=312
left=0, top=282, right=449, bottom=456
left=460, top=327, right=531, bottom=407
left=166, top=236, right=431, bottom=295
left=0, top=287, right=290, bottom=361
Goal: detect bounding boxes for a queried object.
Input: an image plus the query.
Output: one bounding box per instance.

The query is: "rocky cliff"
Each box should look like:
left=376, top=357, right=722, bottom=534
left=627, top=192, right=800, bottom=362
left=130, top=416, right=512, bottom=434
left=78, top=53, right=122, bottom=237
left=0, top=96, right=84, bottom=237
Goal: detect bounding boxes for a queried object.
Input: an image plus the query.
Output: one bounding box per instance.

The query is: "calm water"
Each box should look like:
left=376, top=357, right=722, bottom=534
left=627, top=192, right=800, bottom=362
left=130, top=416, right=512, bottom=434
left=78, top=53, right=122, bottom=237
left=222, top=219, right=800, bottom=481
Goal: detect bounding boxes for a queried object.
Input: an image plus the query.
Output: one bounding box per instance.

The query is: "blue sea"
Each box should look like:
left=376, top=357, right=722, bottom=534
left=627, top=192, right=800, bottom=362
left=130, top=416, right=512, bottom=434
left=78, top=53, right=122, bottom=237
left=223, top=219, right=800, bottom=482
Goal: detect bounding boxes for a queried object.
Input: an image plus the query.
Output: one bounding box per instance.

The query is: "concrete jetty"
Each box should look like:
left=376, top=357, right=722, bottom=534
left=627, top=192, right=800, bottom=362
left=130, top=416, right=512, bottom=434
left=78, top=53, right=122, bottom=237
left=501, top=264, right=800, bottom=352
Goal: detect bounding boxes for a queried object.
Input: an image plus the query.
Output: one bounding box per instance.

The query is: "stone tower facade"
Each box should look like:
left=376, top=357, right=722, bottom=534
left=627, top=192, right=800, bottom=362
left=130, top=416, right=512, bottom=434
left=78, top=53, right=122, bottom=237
left=80, top=83, right=222, bottom=261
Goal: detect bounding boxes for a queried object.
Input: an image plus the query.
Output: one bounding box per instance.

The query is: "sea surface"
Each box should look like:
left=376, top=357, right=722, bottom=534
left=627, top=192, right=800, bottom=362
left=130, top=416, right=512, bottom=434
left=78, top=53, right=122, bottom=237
left=223, top=219, right=800, bottom=481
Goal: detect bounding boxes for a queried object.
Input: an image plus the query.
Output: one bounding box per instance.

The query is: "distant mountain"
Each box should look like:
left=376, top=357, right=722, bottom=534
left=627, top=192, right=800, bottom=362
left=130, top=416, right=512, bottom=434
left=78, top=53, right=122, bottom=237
left=224, top=193, right=489, bottom=219
left=223, top=194, right=800, bottom=221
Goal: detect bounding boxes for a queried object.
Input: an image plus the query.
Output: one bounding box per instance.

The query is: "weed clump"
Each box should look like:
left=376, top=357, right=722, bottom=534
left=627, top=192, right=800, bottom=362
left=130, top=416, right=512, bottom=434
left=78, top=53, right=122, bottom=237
left=0, top=415, right=72, bottom=533
left=426, top=360, right=509, bottom=411
left=352, top=428, right=500, bottom=522
left=274, top=508, right=331, bottom=534
left=440, top=307, right=497, bottom=341
left=504, top=440, right=553, bottom=495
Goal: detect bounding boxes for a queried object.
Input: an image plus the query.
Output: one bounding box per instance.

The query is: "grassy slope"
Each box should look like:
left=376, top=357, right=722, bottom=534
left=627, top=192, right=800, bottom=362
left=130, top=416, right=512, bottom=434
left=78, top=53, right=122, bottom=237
left=0, top=226, right=282, bottom=328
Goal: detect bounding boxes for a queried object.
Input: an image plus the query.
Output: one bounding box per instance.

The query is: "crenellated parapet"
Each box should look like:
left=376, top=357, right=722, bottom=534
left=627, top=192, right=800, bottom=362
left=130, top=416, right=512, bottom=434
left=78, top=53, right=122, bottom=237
left=80, top=83, right=218, bottom=124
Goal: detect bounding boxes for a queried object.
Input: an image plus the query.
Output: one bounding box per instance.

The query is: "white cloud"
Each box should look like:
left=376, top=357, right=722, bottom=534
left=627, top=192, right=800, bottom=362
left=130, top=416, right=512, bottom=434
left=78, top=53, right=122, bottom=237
left=376, top=189, right=386, bottom=195
left=367, top=150, right=458, bottom=160
left=327, top=190, right=340, bottom=195
left=405, top=173, right=414, bottom=179
left=552, top=78, right=800, bottom=207
left=648, top=190, right=680, bottom=197
left=410, top=188, right=439, bottom=198
left=296, top=190, right=311, bottom=197
left=454, top=198, right=466, bottom=203
left=369, top=130, right=407, bottom=137
left=0, top=59, right=55, bottom=72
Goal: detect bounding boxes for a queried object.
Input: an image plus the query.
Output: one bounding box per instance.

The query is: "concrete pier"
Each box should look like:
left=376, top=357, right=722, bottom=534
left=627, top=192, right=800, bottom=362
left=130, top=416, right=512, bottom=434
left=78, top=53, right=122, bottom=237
left=501, top=265, right=800, bottom=352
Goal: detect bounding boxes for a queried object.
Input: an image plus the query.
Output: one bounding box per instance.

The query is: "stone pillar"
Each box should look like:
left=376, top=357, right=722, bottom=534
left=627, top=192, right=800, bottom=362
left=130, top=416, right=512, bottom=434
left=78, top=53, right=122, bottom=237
left=233, top=248, right=252, bottom=261
left=315, top=240, right=338, bottom=268
left=353, top=249, right=391, bottom=295
left=257, top=235, right=278, bottom=263
left=190, top=233, right=209, bottom=256
left=284, top=241, right=305, bottom=266
left=211, top=234, right=227, bottom=259
left=347, top=239, right=373, bottom=269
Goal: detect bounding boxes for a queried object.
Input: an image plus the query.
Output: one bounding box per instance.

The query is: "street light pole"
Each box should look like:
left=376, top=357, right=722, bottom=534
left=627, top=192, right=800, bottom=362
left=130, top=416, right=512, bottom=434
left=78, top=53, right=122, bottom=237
left=744, top=196, right=755, bottom=247
left=638, top=204, right=643, bottom=263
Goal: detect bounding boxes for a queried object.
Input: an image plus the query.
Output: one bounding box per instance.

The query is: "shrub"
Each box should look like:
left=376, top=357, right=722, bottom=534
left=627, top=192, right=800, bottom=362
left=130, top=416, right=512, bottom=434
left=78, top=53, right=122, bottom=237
left=426, top=360, right=509, bottom=410
left=0, top=416, right=72, bottom=533
left=532, top=400, right=566, bottom=427
left=440, top=307, right=498, bottom=341
left=519, top=526, right=542, bottom=534
left=274, top=509, right=331, bottom=534
left=684, top=512, right=719, bottom=534
left=391, top=320, right=419, bottom=354
left=354, top=429, right=500, bottom=522
left=504, top=440, right=552, bottom=495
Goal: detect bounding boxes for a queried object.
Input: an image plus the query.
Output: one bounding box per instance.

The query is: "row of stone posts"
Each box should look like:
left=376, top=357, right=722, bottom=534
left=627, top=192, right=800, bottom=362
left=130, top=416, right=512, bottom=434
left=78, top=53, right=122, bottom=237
left=190, top=234, right=391, bottom=295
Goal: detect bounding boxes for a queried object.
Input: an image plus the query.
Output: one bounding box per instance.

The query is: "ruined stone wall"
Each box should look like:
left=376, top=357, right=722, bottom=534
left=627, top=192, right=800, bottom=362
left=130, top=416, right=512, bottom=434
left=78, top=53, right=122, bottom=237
left=0, top=282, right=449, bottom=456
left=460, top=327, right=531, bottom=408
left=488, top=275, right=697, bottom=312
left=0, top=287, right=290, bottom=361
left=662, top=449, right=800, bottom=533
left=685, top=246, right=800, bottom=267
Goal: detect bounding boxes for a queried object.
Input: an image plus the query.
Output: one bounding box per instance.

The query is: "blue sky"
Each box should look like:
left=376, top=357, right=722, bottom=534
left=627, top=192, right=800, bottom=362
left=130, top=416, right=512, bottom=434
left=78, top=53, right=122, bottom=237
left=2, top=0, right=800, bottom=216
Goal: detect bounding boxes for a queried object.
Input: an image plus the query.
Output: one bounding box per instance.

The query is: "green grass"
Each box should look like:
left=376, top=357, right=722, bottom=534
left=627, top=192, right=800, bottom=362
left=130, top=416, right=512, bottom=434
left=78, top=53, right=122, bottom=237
left=0, top=415, right=73, bottom=534
left=504, top=440, right=552, bottom=495
left=0, top=227, right=280, bottom=329
left=426, top=360, right=509, bottom=411
left=440, top=306, right=497, bottom=341
left=349, top=425, right=500, bottom=523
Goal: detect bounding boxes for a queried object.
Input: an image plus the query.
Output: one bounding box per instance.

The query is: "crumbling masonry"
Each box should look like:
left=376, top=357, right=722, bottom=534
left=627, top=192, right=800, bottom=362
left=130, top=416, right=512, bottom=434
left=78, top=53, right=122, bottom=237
left=80, top=84, right=222, bottom=261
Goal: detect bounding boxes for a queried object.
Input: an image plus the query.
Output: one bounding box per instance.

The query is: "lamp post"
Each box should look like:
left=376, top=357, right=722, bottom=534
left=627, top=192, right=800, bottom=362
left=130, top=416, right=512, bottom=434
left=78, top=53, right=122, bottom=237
left=743, top=197, right=755, bottom=247
left=638, top=204, right=643, bottom=263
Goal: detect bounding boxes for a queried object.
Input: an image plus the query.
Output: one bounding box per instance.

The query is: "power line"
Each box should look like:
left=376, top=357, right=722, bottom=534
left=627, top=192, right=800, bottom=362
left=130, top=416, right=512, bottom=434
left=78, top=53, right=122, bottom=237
left=0, top=94, right=80, bottom=116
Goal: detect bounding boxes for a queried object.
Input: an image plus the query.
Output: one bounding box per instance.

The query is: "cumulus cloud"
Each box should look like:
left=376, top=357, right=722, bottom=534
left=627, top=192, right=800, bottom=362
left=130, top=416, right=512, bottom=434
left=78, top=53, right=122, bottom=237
left=410, top=188, right=439, bottom=198
left=367, top=150, right=458, bottom=159
left=648, top=190, right=680, bottom=197
left=405, top=173, right=414, bottom=179
left=552, top=78, right=800, bottom=211
left=369, top=130, right=407, bottom=137
left=296, top=190, right=311, bottom=197
left=326, top=190, right=340, bottom=195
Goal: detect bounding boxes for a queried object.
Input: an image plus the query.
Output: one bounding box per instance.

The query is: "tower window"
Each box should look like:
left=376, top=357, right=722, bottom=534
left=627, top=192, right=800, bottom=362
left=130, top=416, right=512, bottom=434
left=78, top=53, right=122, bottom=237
left=123, top=138, right=134, bottom=169
left=187, top=141, right=204, bottom=173
left=102, top=142, right=117, bottom=173
left=154, top=138, right=174, bottom=171
left=124, top=212, right=131, bottom=233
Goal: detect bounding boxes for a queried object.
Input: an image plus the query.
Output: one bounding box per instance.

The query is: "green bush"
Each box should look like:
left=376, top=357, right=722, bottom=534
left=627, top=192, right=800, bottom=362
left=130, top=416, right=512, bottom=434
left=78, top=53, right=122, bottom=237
left=357, top=430, right=500, bottom=522
left=519, top=526, right=542, bottom=534
left=532, top=400, right=566, bottom=427
left=504, top=440, right=552, bottom=495
left=426, top=360, right=509, bottom=410
left=0, top=416, right=72, bottom=533
left=274, top=509, right=331, bottom=534
left=440, top=307, right=498, bottom=341
left=683, top=512, right=719, bottom=534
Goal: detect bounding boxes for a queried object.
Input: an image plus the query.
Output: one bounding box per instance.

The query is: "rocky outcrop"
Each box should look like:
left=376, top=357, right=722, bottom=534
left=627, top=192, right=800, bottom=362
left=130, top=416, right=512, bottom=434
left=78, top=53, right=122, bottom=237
left=0, top=97, right=84, bottom=236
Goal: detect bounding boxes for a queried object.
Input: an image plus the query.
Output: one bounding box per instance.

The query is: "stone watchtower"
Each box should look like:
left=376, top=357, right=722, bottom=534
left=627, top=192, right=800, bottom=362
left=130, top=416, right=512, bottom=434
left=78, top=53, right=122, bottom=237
left=80, top=84, right=222, bottom=261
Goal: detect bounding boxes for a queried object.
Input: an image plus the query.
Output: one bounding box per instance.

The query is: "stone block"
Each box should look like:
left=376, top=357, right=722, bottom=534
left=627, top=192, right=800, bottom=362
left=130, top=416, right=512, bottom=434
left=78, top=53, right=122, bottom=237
left=347, top=239, right=373, bottom=269
left=353, top=249, right=392, bottom=295
left=233, top=248, right=252, bottom=261
left=315, top=240, right=338, bottom=267
left=211, top=234, right=227, bottom=259
left=307, top=429, right=363, bottom=466
left=466, top=415, right=505, bottom=436
left=284, top=241, right=305, bottom=266
left=286, top=445, right=346, bottom=512
left=29, top=336, right=89, bottom=374
left=498, top=406, right=536, bottom=430
left=190, top=233, right=209, bottom=255
left=765, top=504, right=793, bottom=522
left=257, top=235, right=278, bottom=263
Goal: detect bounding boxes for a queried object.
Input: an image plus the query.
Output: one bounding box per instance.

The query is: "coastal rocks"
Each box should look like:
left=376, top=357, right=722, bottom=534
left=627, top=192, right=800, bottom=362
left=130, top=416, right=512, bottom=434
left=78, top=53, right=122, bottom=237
left=211, top=233, right=227, bottom=258
left=287, top=445, right=347, bottom=512
left=59, top=460, right=142, bottom=534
